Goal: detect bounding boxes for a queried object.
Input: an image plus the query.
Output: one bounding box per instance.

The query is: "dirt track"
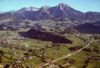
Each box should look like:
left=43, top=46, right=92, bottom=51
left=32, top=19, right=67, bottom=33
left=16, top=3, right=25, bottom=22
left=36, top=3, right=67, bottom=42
left=42, top=38, right=94, bottom=67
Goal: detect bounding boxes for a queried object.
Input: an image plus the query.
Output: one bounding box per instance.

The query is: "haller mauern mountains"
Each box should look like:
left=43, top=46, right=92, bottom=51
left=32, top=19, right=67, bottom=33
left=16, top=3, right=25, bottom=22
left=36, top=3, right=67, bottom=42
left=0, top=3, right=100, bottom=34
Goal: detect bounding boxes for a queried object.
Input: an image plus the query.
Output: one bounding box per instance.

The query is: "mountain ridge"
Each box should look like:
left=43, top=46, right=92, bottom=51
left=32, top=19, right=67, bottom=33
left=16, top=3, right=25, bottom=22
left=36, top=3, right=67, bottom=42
left=0, top=3, right=100, bottom=21
left=0, top=3, right=100, bottom=34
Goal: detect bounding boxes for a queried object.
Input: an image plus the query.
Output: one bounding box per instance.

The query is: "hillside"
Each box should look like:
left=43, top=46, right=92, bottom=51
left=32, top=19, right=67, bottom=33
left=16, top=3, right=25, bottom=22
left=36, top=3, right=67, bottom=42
left=0, top=3, right=100, bottom=34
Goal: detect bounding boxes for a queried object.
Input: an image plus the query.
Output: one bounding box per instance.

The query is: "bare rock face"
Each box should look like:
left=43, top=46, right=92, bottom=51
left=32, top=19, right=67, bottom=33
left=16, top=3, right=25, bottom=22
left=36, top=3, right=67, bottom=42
left=20, top=29, right=72, bottom=44
left=0, top=3, right=100, bottom=34
left=1, top=3, right=100, bottom=22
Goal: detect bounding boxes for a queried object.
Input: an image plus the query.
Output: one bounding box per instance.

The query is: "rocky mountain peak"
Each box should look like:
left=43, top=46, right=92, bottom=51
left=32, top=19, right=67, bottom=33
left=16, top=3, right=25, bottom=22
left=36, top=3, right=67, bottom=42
left=57, top=3, right=71, bottom=10
left=39, top=6, right=50, bottom=13
left=18, top=7, right=39, bottom=13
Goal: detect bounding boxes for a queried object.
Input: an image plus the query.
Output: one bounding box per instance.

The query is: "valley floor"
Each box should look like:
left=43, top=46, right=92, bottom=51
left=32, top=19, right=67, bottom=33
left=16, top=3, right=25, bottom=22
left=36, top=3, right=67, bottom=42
left=0, top=30, right=100, bottom=68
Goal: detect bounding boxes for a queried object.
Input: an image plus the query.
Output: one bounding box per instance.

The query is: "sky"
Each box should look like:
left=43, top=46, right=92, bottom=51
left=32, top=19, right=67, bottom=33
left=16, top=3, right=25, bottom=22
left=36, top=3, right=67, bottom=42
left=0, top=0, right=100, bottom=12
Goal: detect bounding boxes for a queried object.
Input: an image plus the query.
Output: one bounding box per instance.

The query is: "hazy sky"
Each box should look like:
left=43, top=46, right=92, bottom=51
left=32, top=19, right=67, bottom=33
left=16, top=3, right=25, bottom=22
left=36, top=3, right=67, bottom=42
left=0, top=0, right=100, bottom=12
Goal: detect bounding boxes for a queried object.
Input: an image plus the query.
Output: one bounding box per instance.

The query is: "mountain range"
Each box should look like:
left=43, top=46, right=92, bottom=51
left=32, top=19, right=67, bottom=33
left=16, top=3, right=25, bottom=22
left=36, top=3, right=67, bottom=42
left=0, top=3, right=100, bottom=34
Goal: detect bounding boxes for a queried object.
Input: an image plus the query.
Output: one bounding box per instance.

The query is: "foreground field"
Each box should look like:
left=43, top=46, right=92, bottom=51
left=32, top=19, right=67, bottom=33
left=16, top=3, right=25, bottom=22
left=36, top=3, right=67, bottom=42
left=0, top=30, right=100, bottom=68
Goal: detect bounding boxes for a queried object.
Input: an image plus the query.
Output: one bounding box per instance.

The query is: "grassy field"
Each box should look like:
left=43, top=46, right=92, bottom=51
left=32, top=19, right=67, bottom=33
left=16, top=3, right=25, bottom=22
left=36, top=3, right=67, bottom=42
left=0, top=30, right=100, bottom=68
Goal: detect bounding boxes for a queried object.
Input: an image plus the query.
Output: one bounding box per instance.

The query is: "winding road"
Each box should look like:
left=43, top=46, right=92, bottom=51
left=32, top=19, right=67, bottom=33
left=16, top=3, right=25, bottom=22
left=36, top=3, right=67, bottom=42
left=42, top=38, right=94, bottom=67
